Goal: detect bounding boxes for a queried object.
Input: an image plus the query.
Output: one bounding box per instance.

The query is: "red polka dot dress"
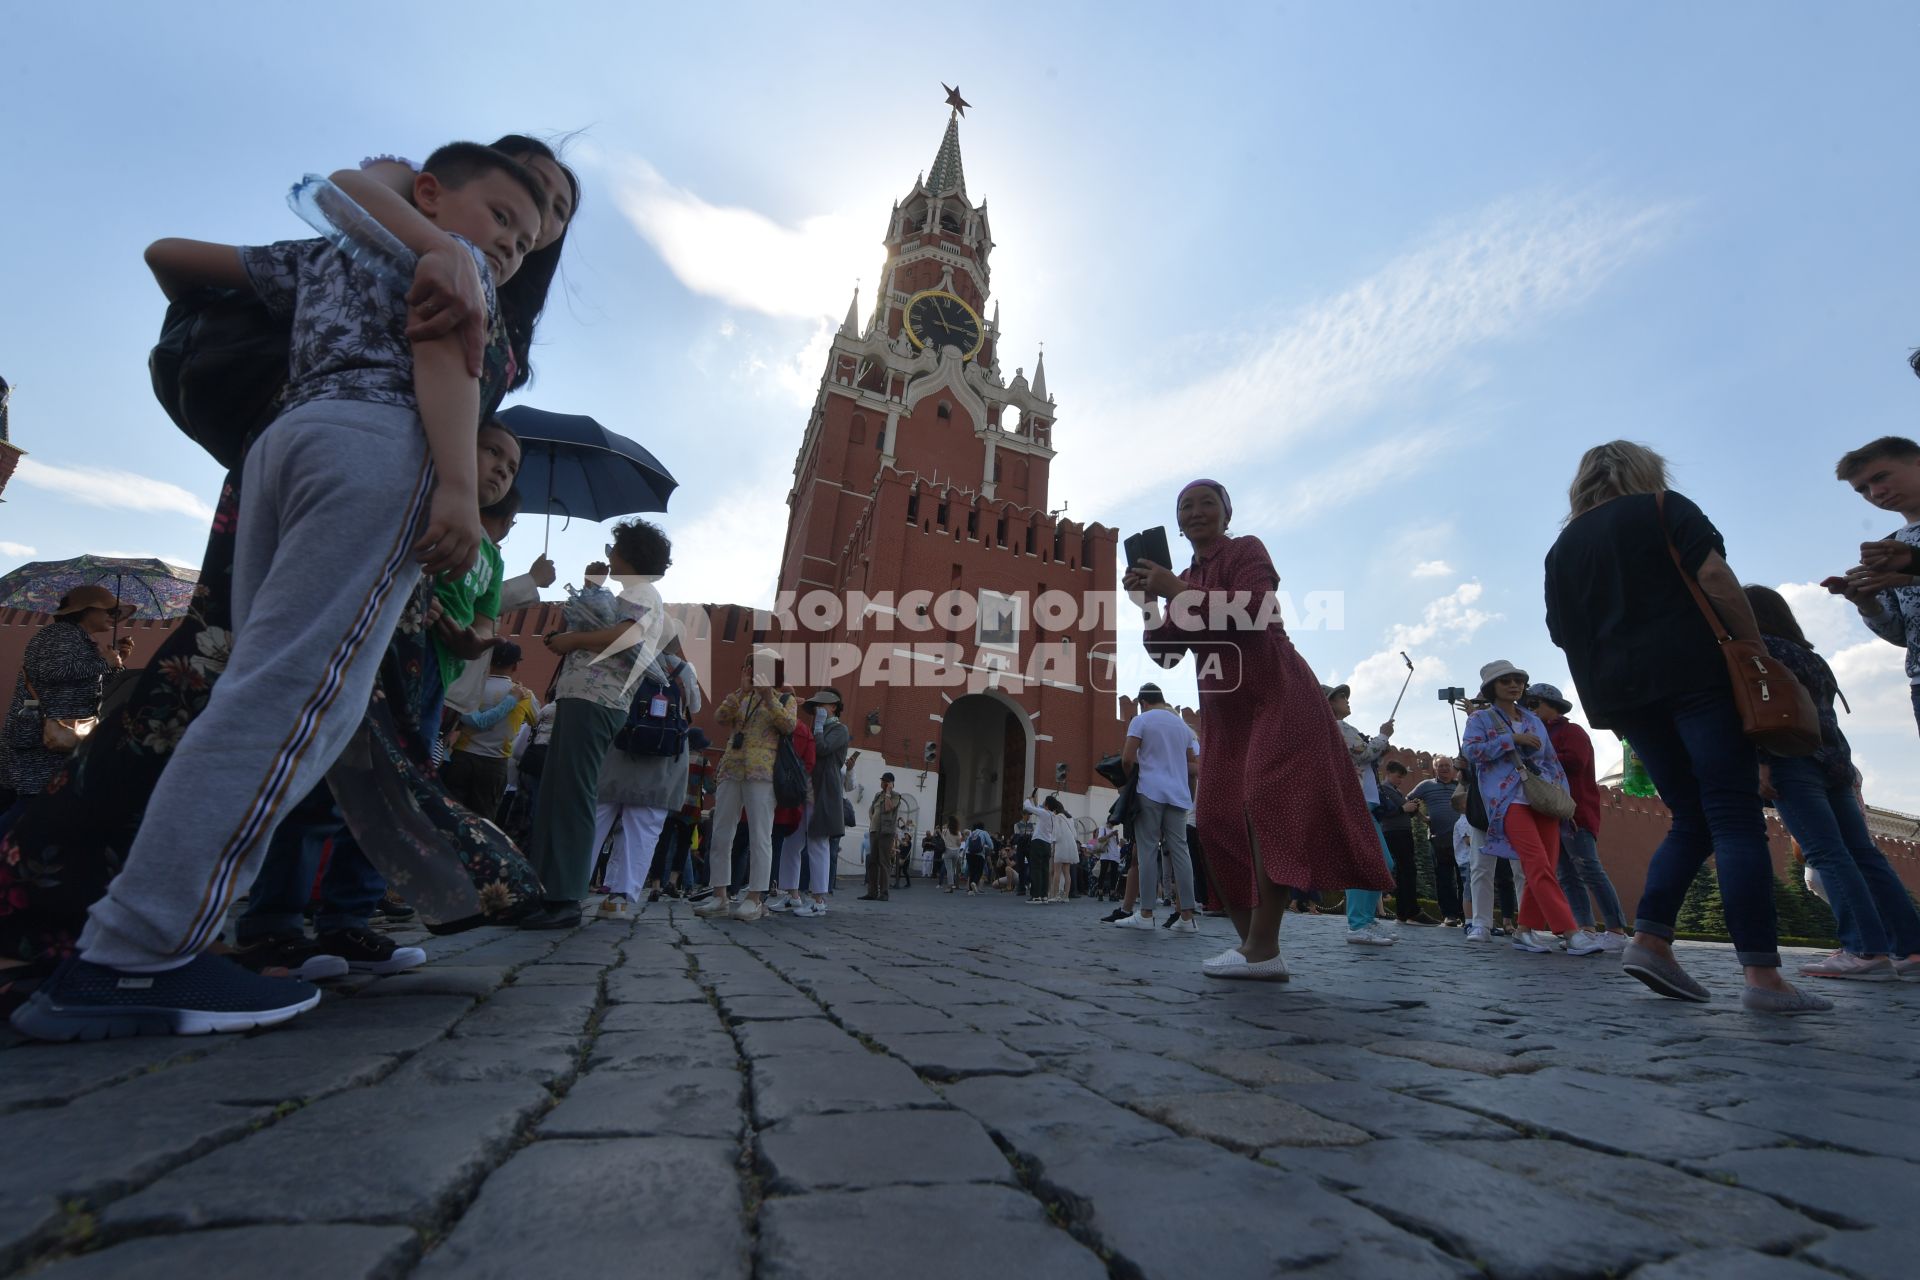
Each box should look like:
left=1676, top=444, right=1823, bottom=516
left=1144, top=535, right=1394, bottom=908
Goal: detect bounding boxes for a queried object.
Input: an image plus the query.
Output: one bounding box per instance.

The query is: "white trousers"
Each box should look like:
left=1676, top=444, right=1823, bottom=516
left=709, top=776, right=776, bottom=893
left=592, top=803, right=669, bottom=899
left=777, top=803, right=833, bottom=894
left=1468, top=851, right=1526, bottom=930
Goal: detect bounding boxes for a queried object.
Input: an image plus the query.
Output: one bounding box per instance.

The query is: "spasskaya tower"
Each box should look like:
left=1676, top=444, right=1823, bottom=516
left=766, top=87, right=1124, bottom=840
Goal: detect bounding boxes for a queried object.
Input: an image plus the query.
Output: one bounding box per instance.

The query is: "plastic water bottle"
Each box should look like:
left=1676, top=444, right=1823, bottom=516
left=287, top=174, right=418, bottom=286
left=1619, top=737, right=1657, bottom=798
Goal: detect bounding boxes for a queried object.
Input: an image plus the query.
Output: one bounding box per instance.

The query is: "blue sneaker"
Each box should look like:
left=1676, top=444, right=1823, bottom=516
left=9, top=953, right=320, bottom=1042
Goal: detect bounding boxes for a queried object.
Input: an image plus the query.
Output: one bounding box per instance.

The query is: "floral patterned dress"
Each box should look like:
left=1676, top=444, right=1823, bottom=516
left=1143, top=535, right=1392, bottom=906
left=0, top=309, right=538, bottom=974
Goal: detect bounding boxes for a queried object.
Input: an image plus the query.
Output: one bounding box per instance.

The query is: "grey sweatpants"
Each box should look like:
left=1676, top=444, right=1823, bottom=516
left=1135, top=796, right=1196, bottom=913
left=80, top=401, right=430, bottom=969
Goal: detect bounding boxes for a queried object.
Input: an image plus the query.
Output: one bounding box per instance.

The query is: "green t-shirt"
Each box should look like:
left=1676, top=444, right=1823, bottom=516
left=430, top=538, right=504, bottom=692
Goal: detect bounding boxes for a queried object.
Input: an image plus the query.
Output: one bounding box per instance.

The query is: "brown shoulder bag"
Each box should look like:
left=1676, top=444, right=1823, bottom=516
left=1655, top=492, right=1820, bottom=756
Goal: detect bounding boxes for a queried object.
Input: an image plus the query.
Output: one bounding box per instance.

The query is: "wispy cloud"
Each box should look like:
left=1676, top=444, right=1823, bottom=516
left=1233, top=431, right=1453, bottom=533
left=0, top=540, right=36, bottom=559
left=1059, top=189, right=1682, bottom=509
left=603, top=153, right=878, bottom=320
left=1410, top=560, right=1454, bottom=579
left=1334, top=581, right=1502, bottom=749
left=13, top=457, right=215, bottom=522
left=662, top=470, right=792, bottom=612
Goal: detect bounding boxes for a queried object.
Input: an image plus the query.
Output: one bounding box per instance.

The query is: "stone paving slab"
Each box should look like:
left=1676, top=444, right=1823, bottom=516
left=757, top=1109, right=1014, bottom=1192
left=411, top=1139, right=745, bottom=1279
left=6, top=894, right=1917, bottom=1278
left=757, top=1184, right=1108, bottom=1280
left=23, top=1225, right=417, bottom=1280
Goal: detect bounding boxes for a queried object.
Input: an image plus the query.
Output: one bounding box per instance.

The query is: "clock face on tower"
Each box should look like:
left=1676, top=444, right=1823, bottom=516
left=904, top=289, right=984, bottom=361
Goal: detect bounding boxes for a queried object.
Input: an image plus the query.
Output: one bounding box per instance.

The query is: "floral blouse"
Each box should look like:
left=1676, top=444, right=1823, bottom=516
left=713, top=687, right=799, bottom=783
left=1462, top=704, right=1568, bottom=860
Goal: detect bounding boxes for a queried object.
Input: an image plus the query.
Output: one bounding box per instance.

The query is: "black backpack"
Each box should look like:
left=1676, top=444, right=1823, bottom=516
left=613, top=662, right=688, bottom=758
left=149, top=289, right=291, bottom=469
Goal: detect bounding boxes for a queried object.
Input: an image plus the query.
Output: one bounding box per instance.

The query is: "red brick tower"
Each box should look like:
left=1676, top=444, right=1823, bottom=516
left=768, top=95, right=1124, bottom=840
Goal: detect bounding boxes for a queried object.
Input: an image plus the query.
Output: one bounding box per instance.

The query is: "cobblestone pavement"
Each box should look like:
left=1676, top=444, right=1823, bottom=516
left=5, top=888, right=1918, bottom=1279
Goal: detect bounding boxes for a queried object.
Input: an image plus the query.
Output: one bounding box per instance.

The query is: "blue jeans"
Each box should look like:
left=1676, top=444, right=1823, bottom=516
left=1611, top=689, right=1780, bottom=967
left=1911, top=683, right=1920, bottom=738
left=1556, top=828, right=1626, bottom=930
left=237, top=785, right=386, bottom=941
left=1769, top=756, right=1920, bottom=957
left=418, top=658, right=447, bottom=760
left=1347, top=815, right=1394, bottom=930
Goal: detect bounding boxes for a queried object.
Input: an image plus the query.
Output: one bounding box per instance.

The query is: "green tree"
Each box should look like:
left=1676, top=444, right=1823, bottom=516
left=1411, top=814, right=1436, bottom=903
left=1676, top=860, right=1725, bottom=936
left=1773, top=857, right=1838, bottom=945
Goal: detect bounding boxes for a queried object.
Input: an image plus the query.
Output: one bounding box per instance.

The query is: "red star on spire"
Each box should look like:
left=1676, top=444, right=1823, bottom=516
left=942, top=83, right=971, bottom=116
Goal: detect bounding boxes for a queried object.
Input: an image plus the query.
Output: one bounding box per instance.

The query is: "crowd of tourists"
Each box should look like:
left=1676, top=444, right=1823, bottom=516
left=0, top=124, right=1917, bottom=1042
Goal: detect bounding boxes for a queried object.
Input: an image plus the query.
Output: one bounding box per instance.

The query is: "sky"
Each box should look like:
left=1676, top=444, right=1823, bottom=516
left=4, top=2, right=1918, bottom=807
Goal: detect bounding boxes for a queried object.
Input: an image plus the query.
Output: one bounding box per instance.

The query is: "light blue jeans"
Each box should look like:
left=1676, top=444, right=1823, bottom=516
left=1770, top=756, right=1920, bottom=956
left=1556, top=828, right=1626, bottom=930
left=1347, top=815, right=1394, bottom=930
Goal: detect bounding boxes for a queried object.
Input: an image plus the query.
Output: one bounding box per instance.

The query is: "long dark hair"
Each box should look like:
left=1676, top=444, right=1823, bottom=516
left=490, top=134, right=581, bottom=390
left=1743, top=585, right=1813, bottom=649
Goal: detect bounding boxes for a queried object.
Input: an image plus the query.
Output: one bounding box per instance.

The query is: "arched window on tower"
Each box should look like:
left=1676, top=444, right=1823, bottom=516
left=850, top=413, right=866, bottom=445
left=906, top=490, right=920, bottom=524
left=936, top=494, right=949, bottom=528
left=992, top=455, right=1002, bottom=482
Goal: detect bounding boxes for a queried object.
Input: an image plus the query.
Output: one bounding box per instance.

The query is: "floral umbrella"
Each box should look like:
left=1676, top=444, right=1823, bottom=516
left=0, top=555, right=200, bottom=625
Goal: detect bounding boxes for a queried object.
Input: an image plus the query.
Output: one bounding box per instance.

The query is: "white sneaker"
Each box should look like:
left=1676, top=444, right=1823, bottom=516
left=1563, top=929, right=1607, bottom=957
left=729, top=898, right=766, bottom=922
left=1464, top=924, right=1491, bottom=943
left=1595, top=931, right=1628, bottom=952
left=1168, top=917, right=1199, bottom=934
left=765, top=892, right=795, bottom=913
left=1511, top=929, right=1555, bottom=954
left=1799, top=950, right=1895, bottom=981
left=1347, top=923, right=1394, bottom=947
left=1113, top=912, right=1157, bottom=931
left=692, top=895, right=730, bottom=918
left=811, top=899, right=829, bottom=916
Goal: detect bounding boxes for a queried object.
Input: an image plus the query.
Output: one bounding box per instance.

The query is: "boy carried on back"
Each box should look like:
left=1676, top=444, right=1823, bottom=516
left=13, top=142, right=546, bottom=1042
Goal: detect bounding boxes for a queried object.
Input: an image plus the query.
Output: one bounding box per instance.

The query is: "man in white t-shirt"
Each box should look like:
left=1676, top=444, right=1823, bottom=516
left=1115, top=684, right=1200, bottom=933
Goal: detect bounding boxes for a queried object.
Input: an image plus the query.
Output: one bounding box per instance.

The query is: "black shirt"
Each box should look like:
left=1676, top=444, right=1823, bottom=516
left=1375, top=782, right=1413, bottom=832
left=1544, top=490, right=1729, bottom=728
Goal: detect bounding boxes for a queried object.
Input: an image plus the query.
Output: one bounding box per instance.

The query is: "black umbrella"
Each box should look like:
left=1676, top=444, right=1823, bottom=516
left=496, top=405, right=678, bottom=552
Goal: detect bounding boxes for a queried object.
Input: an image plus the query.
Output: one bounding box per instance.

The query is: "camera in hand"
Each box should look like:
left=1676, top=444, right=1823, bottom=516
left=730, top=732, right=745, bottom=750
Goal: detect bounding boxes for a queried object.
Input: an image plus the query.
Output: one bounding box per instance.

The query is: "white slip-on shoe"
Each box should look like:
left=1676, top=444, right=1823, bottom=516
left=1113, top=913, right=1157, bottom=931
left=1202, top=947, right=1249, bottom=976
left=1211, top=953, right=1289, bottom=982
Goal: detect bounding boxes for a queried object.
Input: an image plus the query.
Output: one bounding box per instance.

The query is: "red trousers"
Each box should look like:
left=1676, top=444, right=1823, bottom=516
left=1502, top=804, right=1578, bottom=935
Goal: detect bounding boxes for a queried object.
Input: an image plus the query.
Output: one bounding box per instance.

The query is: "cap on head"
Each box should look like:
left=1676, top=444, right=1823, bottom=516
left=880, top=771, right=896, bottom=784
left=805, top=688, right=843, bottom=708
left=1321, top=683, right=1351, bottom=701
left=1523, top=682, right=1572, bottom=714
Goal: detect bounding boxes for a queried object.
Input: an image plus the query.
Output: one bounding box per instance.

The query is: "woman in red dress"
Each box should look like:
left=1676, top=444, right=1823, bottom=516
left=1126, top=480, right=1392, bottom=981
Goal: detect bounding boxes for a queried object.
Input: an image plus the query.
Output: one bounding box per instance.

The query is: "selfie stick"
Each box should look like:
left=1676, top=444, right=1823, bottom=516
left=1387, top=651, right=1415, bottom=721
